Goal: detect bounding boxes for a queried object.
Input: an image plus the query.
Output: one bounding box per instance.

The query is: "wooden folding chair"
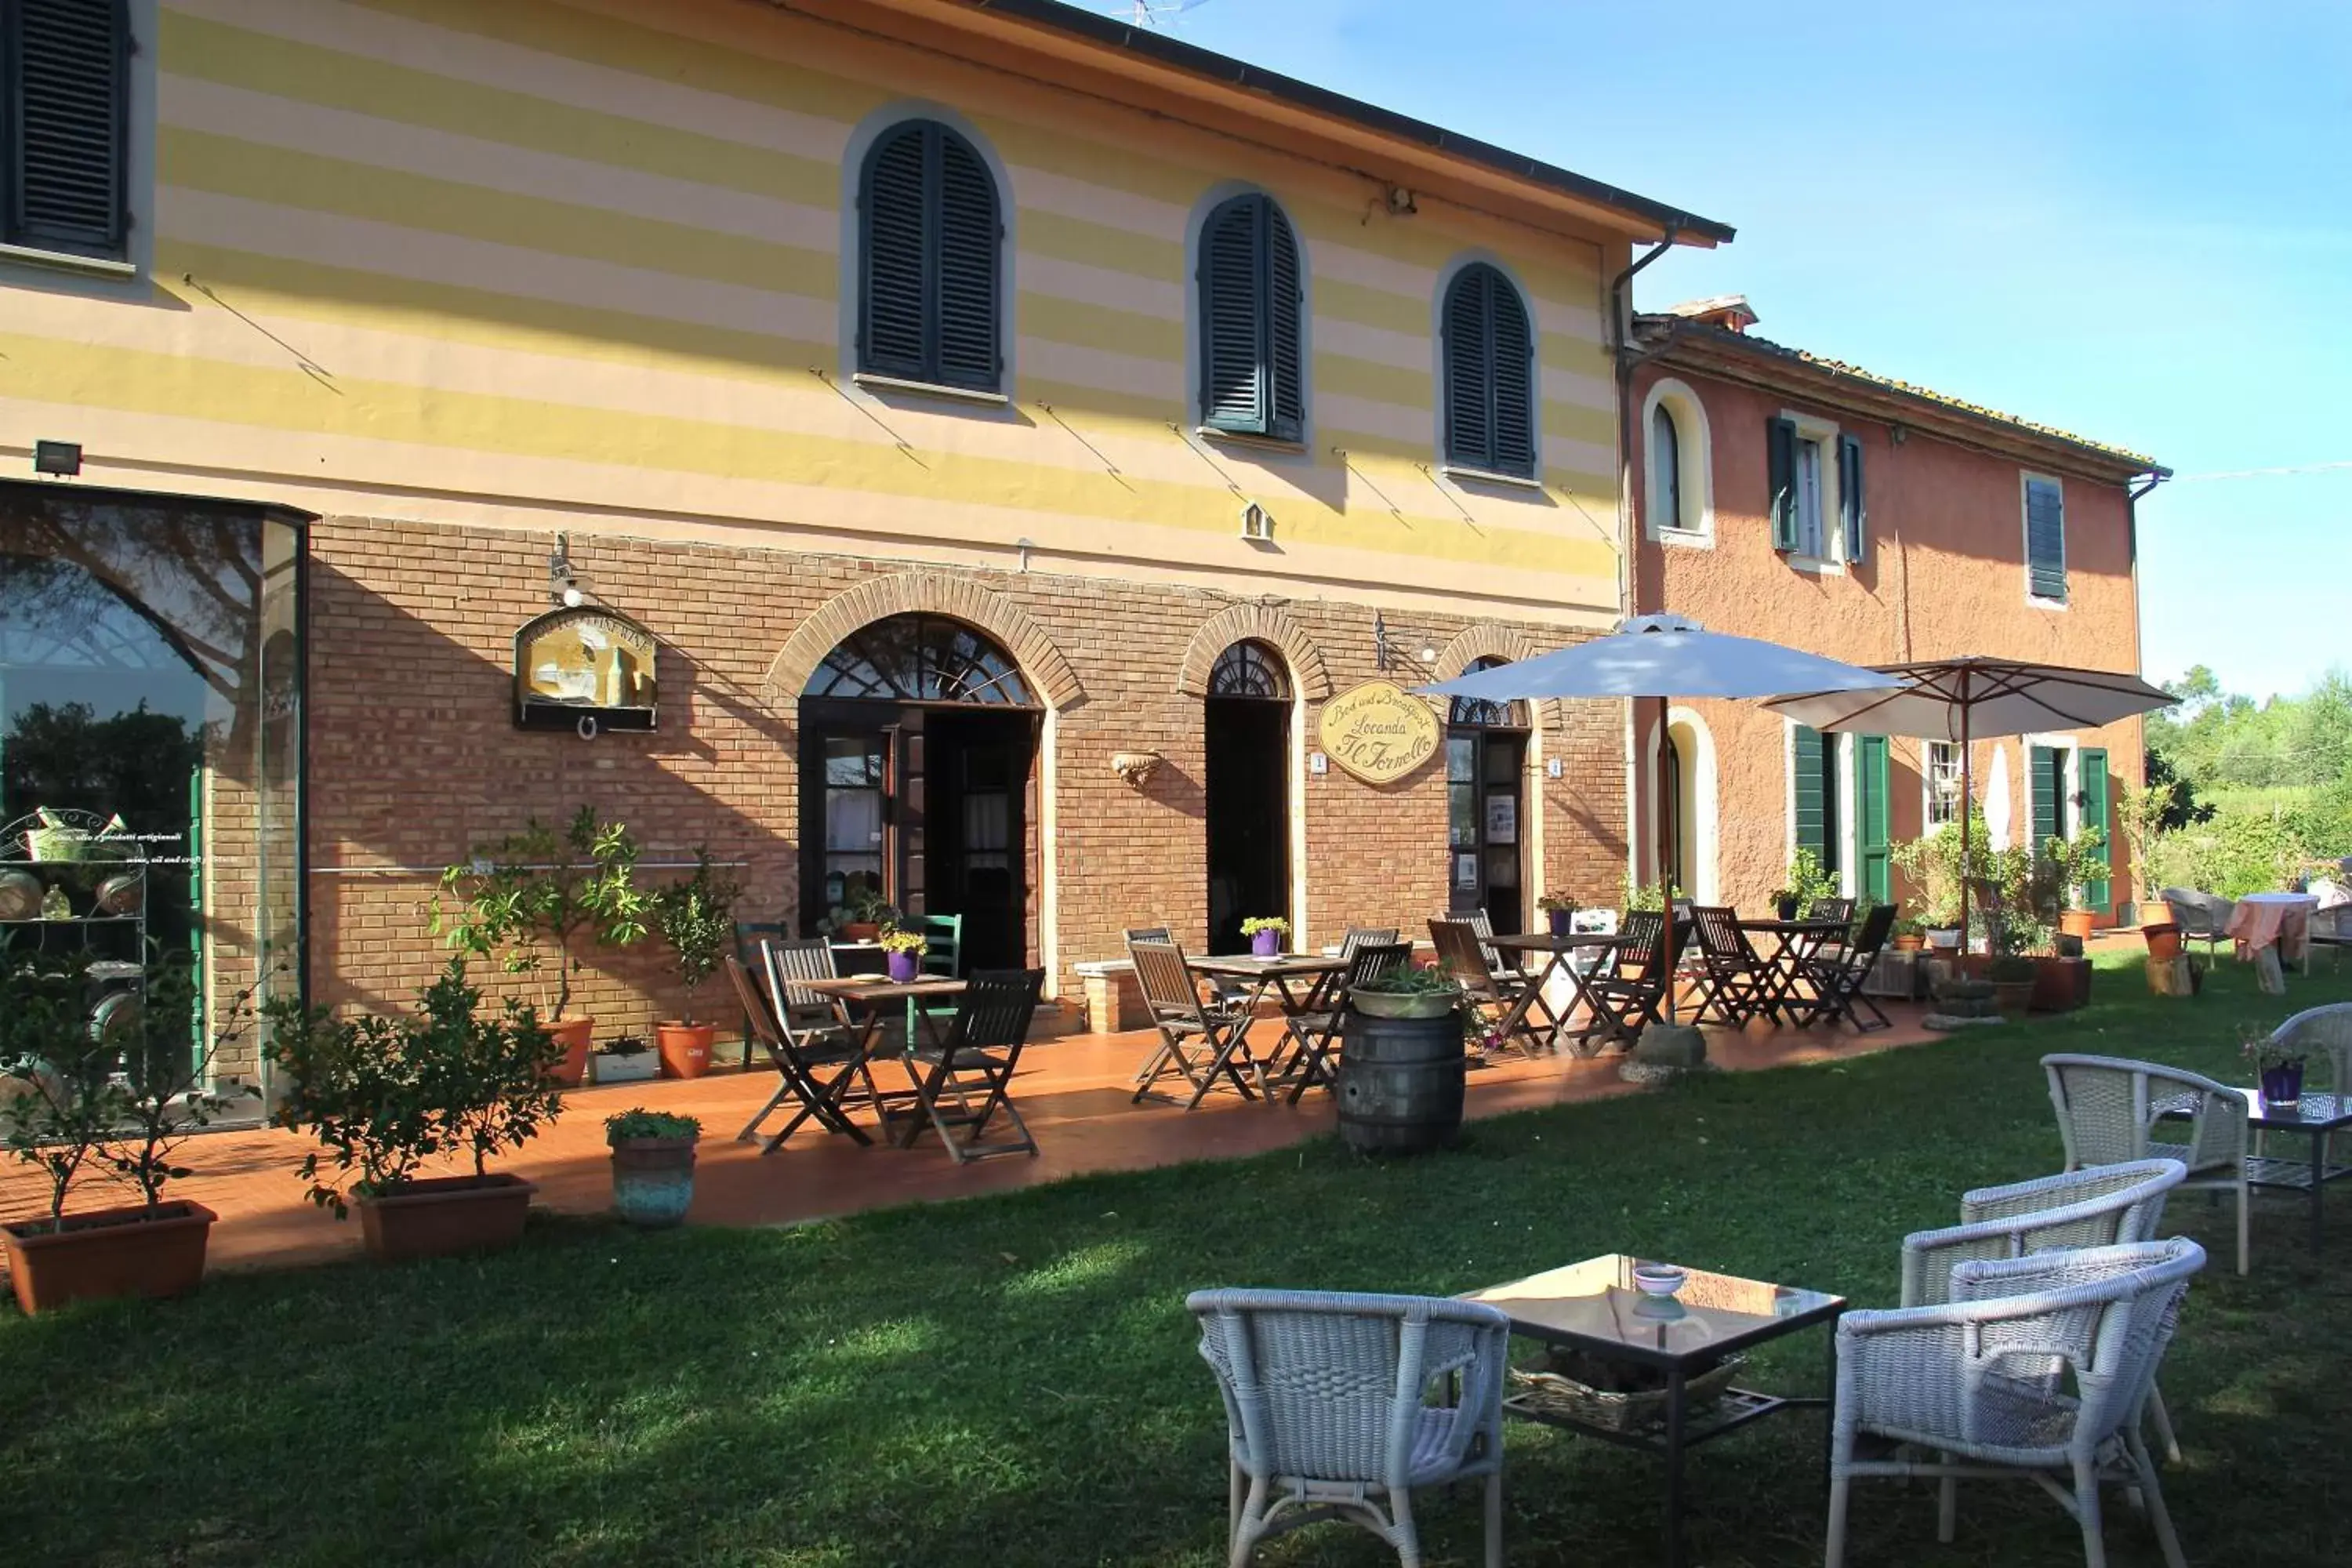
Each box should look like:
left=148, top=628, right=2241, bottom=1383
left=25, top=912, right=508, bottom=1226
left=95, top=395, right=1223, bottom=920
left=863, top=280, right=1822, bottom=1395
left=732, top=919, right=791, bottom=1068
left=1575, top=909, right=1668, bottom=1049
left=1430, top=917, right=1555, bottom=1055
left=902, top=968, right=1045, bottom=1163
left=1129, top=938, right=1264, bottom=1109
left=727, top=951, right=873, bottom=1152
left=1687, top=905, right=1769, bottom=1026
left=1282, top=942, right=1411, bottom=1103
left=1812, top=904, right=1898, bottom=1033
left=1465, top=906, right=1530, bottom=980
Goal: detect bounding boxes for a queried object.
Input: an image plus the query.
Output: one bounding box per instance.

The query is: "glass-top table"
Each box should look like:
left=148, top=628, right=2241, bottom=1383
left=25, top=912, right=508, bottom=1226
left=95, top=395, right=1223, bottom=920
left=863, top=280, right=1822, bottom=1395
left=2235, top=1090, right=2352, bottom=1255
left=1465, top=1254, right=1846, bottom=1568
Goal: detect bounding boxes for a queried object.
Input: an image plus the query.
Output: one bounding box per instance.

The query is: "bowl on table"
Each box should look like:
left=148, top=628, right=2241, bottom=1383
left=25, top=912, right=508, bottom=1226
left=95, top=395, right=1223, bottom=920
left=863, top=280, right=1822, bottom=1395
left=1628, top=1264, right=1689, bottom=1315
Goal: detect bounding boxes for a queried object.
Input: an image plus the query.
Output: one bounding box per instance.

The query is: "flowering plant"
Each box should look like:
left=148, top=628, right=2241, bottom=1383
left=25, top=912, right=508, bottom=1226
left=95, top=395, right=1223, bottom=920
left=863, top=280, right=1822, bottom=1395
left=1239, top=916, right=1290, bottom=937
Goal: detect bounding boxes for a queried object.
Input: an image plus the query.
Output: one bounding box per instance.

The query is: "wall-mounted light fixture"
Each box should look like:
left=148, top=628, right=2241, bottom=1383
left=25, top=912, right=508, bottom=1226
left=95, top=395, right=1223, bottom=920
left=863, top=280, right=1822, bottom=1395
left=548, top=532, right=585, bottom=607
left=1384, top=185, right=1417, bottom=217
left=33, top=441, right=81, bottom=477
left=1109, top=750, right=1163, bottom=787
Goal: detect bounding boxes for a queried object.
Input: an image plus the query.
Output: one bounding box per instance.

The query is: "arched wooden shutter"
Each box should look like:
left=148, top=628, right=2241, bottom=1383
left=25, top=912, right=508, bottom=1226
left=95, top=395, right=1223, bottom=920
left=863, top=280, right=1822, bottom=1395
left=1199, top=194, right=1304, bottom=441
left=6, top=0, right=131, bottom=258
left=1443, top=264, right=1535, bottom=477
left=858, top=121, right=1001, bottom=392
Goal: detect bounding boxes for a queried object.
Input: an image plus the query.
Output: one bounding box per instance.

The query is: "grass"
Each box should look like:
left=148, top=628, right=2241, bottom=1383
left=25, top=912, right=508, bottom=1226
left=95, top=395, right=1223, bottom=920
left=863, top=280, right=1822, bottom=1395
left=4, top=951, right=2349, bottom=1567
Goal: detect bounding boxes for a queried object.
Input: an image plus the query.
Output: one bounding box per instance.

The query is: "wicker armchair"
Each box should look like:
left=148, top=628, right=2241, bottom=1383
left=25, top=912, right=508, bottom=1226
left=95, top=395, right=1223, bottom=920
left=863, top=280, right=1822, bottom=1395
left=2044, top=1054, right=2251, bottom=1275
left=2274, top=1001, right=2352, bottom=1092
left=1187, top=1288, right=1510, bottom=1568
left=2157, top=887, right=2234, bottom=960
left=1825, top=1238, right=2205, bottom=1568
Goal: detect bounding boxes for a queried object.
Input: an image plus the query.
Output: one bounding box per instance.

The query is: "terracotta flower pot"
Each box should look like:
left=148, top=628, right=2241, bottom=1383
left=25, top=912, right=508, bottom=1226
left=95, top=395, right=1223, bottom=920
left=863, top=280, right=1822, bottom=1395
left=357, top=1174, right=535, bottom=1264
left=2059, top=909, right=2100, bottom=942
left=611, top=1136, right=699, bottom=1227
left=656, top=1022, right=717, bottom=1080
left=2029, top=956, right=2092, bottom=1013
left=545, top=1016, right=595, bottom=1087
left=1, top=1200, right=216, bottom=1316
left=2142, top=923, right=2183, bottom=962
left=840, top=922, right=881, bottom=943
left=1892, top=935, right=1925, bottom=953
left=1991, top=979, right=2035, bottom=1018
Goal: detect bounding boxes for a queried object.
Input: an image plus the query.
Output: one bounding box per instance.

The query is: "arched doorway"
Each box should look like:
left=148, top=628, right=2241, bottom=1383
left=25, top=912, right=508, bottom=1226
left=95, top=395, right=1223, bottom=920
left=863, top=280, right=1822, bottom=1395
left=799, top=614, right=1037, bottom=969
left=1203, top=640, right=1291, bottom=955
left=1446, top=657, right=1527, bottom=934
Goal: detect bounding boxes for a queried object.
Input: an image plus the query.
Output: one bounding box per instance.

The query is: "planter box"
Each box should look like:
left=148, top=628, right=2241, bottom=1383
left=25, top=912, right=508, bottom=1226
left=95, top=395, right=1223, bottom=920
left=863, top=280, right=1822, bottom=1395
left=2030, top=956, right=2092, bottom=1013
left=358, top=1174, right=535, bottom=1264
left=592, top=1048, right=660, bottom=1084
left=1862, top=950, right=1926, bottom=1001
left=1, top=1200, right=216, bottom=1315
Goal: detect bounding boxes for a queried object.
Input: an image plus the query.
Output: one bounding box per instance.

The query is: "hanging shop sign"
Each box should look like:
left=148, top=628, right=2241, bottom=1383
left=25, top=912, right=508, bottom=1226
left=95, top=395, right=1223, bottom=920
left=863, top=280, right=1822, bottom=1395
left=1318, top=680, right=1439, bottom=786
left=514, top=607, right=659, bottom=734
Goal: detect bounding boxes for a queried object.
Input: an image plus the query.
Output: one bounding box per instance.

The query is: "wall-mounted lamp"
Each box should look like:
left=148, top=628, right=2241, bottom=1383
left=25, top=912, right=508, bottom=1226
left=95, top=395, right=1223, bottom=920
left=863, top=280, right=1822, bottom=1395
left=1109, top=750, right=1164, bottom=787
left=548, top=532, right=585, bottom=607
left=1373, top=612, right=1443, bottom=674
left=1014, top=536, right=1036, bottom=573
left=1384, top=185, right=1417, bottom=217
left=33, top=441, right=81, bottom=477
left=1420, top=644, right=1439, bottom=664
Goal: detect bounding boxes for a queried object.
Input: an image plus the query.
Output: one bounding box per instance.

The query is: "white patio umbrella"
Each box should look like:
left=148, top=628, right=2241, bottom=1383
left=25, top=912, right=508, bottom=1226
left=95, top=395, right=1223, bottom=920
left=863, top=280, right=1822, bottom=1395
left=1764, top=657, right=2176, bottom=942
left=1421, top=614, right=1902, bottom=1026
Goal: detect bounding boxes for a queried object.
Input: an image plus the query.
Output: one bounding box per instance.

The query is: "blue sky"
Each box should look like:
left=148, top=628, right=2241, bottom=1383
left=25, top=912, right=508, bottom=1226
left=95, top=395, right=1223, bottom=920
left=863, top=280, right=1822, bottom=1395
left=1088, top=1, right=2350, bottom=699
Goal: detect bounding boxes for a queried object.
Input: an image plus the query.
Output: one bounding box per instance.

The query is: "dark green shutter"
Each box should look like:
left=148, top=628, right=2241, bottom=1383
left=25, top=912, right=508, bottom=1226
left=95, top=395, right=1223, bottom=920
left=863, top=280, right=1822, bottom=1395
left=2026, top=478, right=2067, bottom=600
left=858, top=121, right=1000, bottom=391
left=1857, top=735, right=1890, bottom=904
left=1487, top=277, right=1533, bottom=476
left=2079, top=746, right=2111, bottom=911
left=1200, top=194, right=1304, bottom=441
left=5, top=0, right=130, bottom=257
left=2029, top=745, right=2062, bottom=855
left=1768, top=417, right=1798, bottom=550
left=1792, top=725, right=1827, bottom=861
left=1443, top=264, right=1534, bottom=478
left=1264, top=201, right=1303, bottom=441
left=1838, top=432, right=1867, bottom=564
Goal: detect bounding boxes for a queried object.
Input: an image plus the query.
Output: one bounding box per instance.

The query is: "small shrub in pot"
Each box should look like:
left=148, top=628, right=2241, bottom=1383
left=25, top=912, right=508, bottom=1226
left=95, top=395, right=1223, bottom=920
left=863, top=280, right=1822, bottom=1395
left=606, top=1108, right=702, bottom=1227
left=652, top=850, right=740, bottom=1078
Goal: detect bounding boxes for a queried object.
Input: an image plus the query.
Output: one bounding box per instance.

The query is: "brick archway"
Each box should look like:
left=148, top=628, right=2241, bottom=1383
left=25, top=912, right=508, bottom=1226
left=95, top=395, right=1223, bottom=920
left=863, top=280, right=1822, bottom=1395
left=1432, top=622, right=1564, bottom=731
left=1174, top=603, right=1333, bottom=700
left=764, top=572, right=1083, bottom=710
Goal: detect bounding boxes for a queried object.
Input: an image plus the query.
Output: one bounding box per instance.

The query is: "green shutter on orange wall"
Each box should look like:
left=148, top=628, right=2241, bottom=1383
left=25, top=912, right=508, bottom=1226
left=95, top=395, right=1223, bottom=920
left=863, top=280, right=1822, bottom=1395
left=2079, top=747, right=2111, bottom=912
left=1857, top=735, right=1891, bottom=905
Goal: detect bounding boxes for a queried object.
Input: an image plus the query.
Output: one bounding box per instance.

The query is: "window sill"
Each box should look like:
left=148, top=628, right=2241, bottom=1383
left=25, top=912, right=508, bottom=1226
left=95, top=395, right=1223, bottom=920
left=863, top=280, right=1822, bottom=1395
left=1780, top=552, right=1846, bottom=577
left=0, top=242, right=136, bottom=281
left=1441, top=464, right=1543, bottom=492
left=2027, top=593, right=2071, bottom=612
left=1196, top=426, right=1307, bottom=456
left=1651, top=526, right=1715, bottom=550
left=852, top=372, right=1009, bottom=407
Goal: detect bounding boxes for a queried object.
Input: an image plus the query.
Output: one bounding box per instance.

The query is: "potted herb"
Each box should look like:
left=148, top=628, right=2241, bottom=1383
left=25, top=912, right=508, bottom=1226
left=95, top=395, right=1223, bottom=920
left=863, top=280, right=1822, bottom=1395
left=1240, top=916, right=1289, bottom=958
left=268, top=959, right=564, bottom=1263
left=434, top=805, right=652, bottom=1087
left=651, top=850, right=740, bottom=1080
left=820, top=887, right=897, bottom=944
left=1773, top=848, right=1838, bottom=921
left=1348, top=964, right=1465, bottom=1020
left=2242, top=1027, right=2305, bottom=1112
left=1537, top=892, right=1578, bottom=938
left=879, top=924, right=928, bottom=984
left=593, top=1033, right=659, bottom=1085
left=606, top=1108, right=702, bottom=1228
left=1890, top=917, right=1926, bottom=953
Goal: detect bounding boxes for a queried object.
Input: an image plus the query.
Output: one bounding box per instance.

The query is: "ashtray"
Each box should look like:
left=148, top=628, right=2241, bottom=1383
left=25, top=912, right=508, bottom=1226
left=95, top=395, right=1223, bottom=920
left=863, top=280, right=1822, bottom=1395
left=1630, top=1263, right=1688, bottom=1300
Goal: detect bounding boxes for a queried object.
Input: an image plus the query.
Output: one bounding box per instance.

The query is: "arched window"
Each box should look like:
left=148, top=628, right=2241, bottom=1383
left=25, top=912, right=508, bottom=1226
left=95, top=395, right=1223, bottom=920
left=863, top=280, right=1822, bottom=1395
left=858, top=120, right=1002, bottom=392
left=1447, top=656, right=1527, bottom=729
left=804, top=615, right=1032, bottom=706
left=1207, top=640, right=1289, bottom=701
left=1198, top=194, right=1305, bottom=441
left=1651, top=401, right=1683, bottom=530
left=1441, top=263, right=1535, bottom=477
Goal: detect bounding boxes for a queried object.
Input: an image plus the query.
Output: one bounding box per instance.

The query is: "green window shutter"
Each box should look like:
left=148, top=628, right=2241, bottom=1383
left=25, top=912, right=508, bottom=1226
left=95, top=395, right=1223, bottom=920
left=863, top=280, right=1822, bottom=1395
left=2029, top=745, right=2061, bottom=855
left=1442, top=264, right=1535, bottom=478
left=1792, top=725, right=1826, bottom=859
left=1768, top=416, right=1798, bottom=550
left=6, top=0, right=132, bottom=258
left=2078, top=746, right=2111, bottom=911
left=1838, top=432, right=1867, bottom=564
left=1857, top=735, right=1890, bottom=904
left=1264, top=201, right=1304, bottom=441
left=933, top=131, right=1002, bottom=390
left=2025, top=477, right=2067, bottom=600
left=858, top=121, right=1001, bottom=391
left=859, top=124, right=933, bottom=380
left=1200, top=195, right=1269, bottom=433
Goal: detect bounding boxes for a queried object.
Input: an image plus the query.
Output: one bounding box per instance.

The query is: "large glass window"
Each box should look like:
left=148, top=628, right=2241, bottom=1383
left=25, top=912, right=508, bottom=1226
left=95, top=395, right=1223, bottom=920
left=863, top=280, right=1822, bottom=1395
left=0, top=484, right=303, bottom=1089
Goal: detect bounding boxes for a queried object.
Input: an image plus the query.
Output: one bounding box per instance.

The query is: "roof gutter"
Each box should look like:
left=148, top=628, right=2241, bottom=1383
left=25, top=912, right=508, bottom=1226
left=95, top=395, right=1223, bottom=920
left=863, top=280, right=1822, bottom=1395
left=1610, top=233, right=1679, bottom=622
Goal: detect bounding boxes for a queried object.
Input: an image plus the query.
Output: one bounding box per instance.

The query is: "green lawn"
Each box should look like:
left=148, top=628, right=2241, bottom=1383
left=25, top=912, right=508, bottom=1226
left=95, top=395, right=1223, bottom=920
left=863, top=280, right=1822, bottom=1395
left=5, top=952, right=2349, bottom=1567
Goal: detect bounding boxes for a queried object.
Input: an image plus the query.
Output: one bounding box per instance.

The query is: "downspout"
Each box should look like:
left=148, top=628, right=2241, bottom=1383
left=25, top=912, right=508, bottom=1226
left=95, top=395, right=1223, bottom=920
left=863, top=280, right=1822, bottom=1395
left=2123, top=468, right=2165, bottom=914
left=1609, top=228, right=1677, bottom=887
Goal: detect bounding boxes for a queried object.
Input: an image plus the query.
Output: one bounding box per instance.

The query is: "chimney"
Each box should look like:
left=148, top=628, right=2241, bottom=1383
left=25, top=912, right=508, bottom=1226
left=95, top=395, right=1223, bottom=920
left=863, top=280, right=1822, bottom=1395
left=1661, top=294, right=1759, bottom=334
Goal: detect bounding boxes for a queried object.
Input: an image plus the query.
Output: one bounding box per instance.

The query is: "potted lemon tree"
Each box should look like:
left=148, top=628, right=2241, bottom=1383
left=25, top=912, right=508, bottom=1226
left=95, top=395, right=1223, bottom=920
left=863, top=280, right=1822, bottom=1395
left=651, top=851, right=739, bottom=1080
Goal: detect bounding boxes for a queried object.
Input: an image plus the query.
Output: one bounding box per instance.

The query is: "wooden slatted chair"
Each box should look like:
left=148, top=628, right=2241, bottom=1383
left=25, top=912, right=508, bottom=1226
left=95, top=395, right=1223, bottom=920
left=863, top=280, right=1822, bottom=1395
left=1129, top=938, right=1263, bottom=1109
left=1575, top=909, right=1668, bottom=1049
left=1813, top=904, right=1899, bottom=1033
left=1686, top=905, right=1768, bottom=1026
left=727, top=950, right=873, bottom=1152
left=731, top=919, right=791, bottom=1068
left=1430, top=917, right=1553, bottom=1056
left=1282, top=941, right=1412, bottom=1103
left=902, top=968, right=1045, bottom=1163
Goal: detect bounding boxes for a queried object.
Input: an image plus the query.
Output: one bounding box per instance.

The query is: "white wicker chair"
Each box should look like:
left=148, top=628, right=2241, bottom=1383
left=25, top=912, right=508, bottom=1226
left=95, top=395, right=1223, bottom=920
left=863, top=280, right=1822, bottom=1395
left=1188, top=1288, right=1510, bottom=1568
left=1900, top=1159, right=2188, bottom=1461
left=2044, top=1054, right=2251, bottom=1275
left=2156, top=888, right=2234, bottom=961
left=2274, top=1001, right=2352, bottom=1092
left=1826, top=1237, right=2205, bottom=1568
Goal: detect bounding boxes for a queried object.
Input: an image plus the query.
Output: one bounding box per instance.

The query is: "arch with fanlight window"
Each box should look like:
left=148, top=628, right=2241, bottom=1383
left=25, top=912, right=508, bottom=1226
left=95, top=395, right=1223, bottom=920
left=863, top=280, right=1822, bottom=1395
left=1203, top=640, right=1293, bottom=955
left=1640, top=376, right=1714, bottom=542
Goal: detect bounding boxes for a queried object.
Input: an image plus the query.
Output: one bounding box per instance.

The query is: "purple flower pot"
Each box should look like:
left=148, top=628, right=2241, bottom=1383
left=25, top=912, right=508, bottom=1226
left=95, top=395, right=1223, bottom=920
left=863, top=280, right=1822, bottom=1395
left=2261, top=1061, right=2303, bottom=1110
left=1548, top=907, right=1575, bottom=937
left=887, top=950, right=920, bottom=983
left=1250, top=928, right=1281, bottom=958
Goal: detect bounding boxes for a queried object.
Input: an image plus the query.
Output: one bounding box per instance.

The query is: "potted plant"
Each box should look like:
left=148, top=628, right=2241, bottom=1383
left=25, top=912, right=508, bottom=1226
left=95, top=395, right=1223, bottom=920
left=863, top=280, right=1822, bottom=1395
left=435, top=805, right=652, bottom=1087
left=820, top=887, right=896, bottom=944
left=1537, top=892, right=1578, bottom=938
left=607, top=1108, right=702, bottom=1227
left=1773, top=848, right=1839, bottom=921
left=651, top=850, right=740, bottom=1080
left=268, top=959, right=564, bottom=1263
left=1240, top=916, right=1289, bottom=958
left=2242, top=1027, right=2305, bottom=1112
left=879, top=924, right=928, bottom=984
left=0, top=953, right=255, bottom=1315
left=1348, top=964, right=1466, bottom=1020
left=1987, top=953, right=2038, bottom=1019
left=1894, top=814, right=1991, bottom=951
left=592, top=1033, right=659, bottom=1084
left=1889, top=917, right=1926, bottom=953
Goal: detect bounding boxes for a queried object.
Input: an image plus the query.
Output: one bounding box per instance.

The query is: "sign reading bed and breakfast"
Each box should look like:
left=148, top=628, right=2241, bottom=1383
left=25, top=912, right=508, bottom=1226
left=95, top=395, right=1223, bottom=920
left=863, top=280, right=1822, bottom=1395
left=1319, top=680, right=1439, bottom=785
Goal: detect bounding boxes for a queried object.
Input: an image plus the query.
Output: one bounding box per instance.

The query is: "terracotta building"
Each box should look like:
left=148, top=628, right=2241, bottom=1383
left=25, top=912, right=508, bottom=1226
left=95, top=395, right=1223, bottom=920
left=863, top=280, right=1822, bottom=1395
left=1625, top=297, right=2168, bottom=921
left=0, top=0, right=1733, bottom=1081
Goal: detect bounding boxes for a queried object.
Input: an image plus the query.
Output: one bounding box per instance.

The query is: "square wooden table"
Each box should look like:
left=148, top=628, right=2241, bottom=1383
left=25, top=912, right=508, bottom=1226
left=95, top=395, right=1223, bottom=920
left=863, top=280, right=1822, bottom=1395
left=795, top=975, right=967, bottom=1145
left=1190, top=953, right=1344, bottom=1014
left=1466, top=1254, right=1846, bottom=1568
left=1487, top=931, right=1639, bottom=1056
left=1737, top=918, right=1849, bottom=1025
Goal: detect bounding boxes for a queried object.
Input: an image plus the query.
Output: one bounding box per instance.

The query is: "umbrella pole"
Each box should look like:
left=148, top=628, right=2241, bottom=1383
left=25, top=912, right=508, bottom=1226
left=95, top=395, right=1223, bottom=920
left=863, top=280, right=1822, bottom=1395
left=1659, top=696, right=1679, bottom=1025
left=1958, top=676, right=1974, bottom=951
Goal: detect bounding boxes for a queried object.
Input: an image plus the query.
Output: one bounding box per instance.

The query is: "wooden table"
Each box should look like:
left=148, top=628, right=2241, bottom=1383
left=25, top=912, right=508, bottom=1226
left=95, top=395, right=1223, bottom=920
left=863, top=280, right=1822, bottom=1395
left=1488, top=931, right=1639, bottom=1056
left=1737, top=918, right=1849, bottom=1025
left=1191, top=953, right=1344, bottom=1014
left=795, top=975, right=968, bottom=1144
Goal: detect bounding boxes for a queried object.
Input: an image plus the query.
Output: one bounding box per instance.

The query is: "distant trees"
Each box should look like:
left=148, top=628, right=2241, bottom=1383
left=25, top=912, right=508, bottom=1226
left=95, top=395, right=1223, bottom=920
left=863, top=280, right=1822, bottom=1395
left=2147, top=666, right=2352, bottom=793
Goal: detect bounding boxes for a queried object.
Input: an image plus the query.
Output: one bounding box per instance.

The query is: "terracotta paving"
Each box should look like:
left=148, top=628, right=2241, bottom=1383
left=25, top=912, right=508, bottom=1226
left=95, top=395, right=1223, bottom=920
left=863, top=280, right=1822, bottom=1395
left=0, top=1006, right=1951, bottom=1276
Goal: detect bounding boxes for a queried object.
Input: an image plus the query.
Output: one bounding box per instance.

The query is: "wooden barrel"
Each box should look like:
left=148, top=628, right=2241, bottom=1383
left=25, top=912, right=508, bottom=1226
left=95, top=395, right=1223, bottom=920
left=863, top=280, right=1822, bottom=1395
left=1336, top=1010, right=1465, bottom=1156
